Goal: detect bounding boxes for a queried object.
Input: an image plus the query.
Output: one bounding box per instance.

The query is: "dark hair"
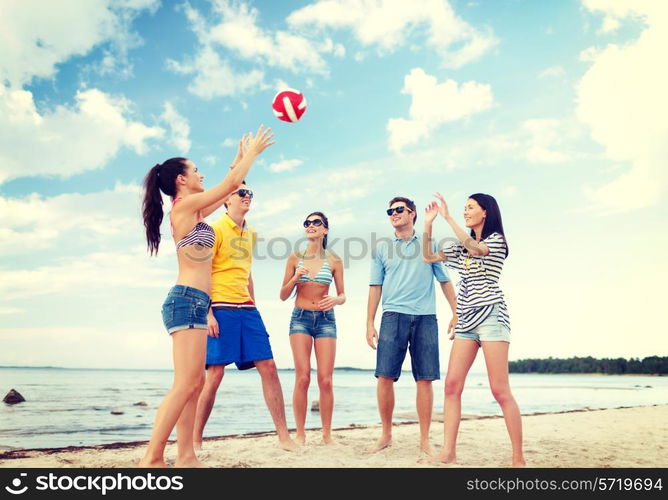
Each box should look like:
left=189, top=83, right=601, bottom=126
left=306, top=211, right=329, bottom=249
left=142, top=157, right=188, bottom=255
left=468, top=193, right=509, bottom=257
left=389, top=196, right=417, bottom=224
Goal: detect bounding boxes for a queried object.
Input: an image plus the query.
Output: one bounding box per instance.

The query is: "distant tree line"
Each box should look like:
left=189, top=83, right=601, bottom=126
left=508, top=356, right=668, bottom=375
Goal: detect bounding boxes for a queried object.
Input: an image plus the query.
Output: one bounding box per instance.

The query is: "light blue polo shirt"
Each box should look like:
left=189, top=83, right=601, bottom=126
left=369, top=232, right=450, bottom=316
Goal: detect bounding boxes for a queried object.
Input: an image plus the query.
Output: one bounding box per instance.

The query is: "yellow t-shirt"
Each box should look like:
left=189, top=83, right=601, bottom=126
left=210, top=213, right=256, bottom=303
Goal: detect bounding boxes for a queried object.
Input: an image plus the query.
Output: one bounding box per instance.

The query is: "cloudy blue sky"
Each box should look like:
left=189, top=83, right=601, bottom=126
left=1, top=0, right=666, bottom=370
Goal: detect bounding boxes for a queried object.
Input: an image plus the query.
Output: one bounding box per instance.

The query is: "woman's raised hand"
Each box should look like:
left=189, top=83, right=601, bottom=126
left=230, top=134, right=248, bottom=168
left=433, top=192, right=450, bottom=220
left=245, top=124, right=275, bottom=157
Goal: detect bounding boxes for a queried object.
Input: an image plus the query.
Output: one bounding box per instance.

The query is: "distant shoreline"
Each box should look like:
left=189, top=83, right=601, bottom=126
left=0, top=365, right=664, bottom=375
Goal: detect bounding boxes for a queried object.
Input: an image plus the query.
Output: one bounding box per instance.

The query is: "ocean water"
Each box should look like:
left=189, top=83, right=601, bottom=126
left=1, top=367, right=666, bottom=450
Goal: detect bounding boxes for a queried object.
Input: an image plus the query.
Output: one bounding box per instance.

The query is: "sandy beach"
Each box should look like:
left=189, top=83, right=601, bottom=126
left=1, top=405, right=666, bottom=468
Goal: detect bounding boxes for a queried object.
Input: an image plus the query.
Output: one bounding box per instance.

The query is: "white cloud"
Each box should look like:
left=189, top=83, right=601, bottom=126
left=538, top=65, right=566, bottom=79
left=387, top=68, right=493, bottom=153
left=0, top=250, right=173, bottom=300
left=287, top=0, right=497, bottom=68
left=274, top=79, right=291, bottom=92
left=166, top=45, right=265, bottom=99
left=222, top=137, right=236, bottom=147
left=0, top=86, right=164, bottom=184
left=0, top=0, right=159, bottom=88
left=159, top=102, right=191, bottom=153
left=168, top=0, right=331, bottom=98
left=204, top=1, right=328, bottom=73
left=521, top=119, right=575, bottom=164
left=0, top=182, right=148, bottom=256
left=0, top=307, right=24, bottom=315
left=577, top=0, right=668, bottom=213
left=268, top=159, right=303, bottom=173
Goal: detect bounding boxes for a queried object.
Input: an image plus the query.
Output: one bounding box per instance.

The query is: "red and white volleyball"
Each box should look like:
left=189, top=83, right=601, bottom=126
left=271, top=89, right=307, bottom=123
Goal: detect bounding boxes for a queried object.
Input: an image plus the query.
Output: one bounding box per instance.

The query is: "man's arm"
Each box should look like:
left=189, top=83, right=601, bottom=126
left=366, top=285, right=382, bottom=349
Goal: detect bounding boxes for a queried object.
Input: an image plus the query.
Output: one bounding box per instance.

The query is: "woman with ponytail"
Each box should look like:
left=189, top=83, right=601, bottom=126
left=139, top=125, right=275, bottom=467
left=279, top=212, right=345, bottom=445
left=422, top=192, right=525, bottom=467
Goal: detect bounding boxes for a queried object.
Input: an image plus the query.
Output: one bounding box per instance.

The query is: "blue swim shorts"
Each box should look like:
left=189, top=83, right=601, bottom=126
left=206, top=306, right=273, bottom=370
left=161, top=285, right=211, bottom=334
left=375, top=311, right=439, bottom=382
left=289, top=307, right=337, bottom=339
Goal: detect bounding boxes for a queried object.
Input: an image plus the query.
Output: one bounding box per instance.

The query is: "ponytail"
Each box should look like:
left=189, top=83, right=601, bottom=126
left=142, top=157, right=188, bottom=255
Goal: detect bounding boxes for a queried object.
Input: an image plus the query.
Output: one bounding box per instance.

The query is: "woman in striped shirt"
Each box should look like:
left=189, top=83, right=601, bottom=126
left=422, top=192, right=525, bottom=467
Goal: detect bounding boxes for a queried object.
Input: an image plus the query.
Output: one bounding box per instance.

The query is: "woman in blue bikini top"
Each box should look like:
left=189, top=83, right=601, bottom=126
left=279, top=211, right=345, bottom=445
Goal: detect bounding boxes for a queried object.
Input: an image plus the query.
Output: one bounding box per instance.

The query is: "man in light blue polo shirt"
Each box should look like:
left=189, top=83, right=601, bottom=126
left=366, top=196, right=457, bottom=455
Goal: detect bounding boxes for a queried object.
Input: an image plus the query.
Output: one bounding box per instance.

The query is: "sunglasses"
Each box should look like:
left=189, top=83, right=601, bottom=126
left=234, top=188, right=253, bottom=199
left=303, top=219, right=324, bottom=228
left=386, top=206, right=412, bottom=216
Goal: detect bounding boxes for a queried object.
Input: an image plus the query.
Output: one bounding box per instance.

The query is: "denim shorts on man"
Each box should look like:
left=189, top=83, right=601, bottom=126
left=375, top=311, right=439, bottom=381
left=206, top=305, right=273, bottom=370
left=161, top=285, right=212, bottom=334
left=289, top=307, right=337, bottom=339
left=455, top=303, right=510, bottom=345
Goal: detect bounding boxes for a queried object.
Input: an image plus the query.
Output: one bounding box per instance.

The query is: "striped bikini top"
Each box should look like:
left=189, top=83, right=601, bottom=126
left=176, top=221, right=215, bottom=250
left=172, top=198, right=215, bottom=250
left=297, top=252, right=333, bottom=285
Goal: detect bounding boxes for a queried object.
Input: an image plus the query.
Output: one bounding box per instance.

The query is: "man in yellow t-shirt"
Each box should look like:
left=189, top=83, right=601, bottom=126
left=192, top=182, right=298, bottom=452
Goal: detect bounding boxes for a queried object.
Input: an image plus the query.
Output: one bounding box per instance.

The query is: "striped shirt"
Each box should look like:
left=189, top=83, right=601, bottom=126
left=442, top=232, right=510, bottom=334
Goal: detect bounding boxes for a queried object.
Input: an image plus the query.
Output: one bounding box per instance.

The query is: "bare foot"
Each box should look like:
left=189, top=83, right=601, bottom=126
left=419, top=451, right=457, bottom=465
left=512, top=457, right=527, bottom=467
left=295, top=434, right=306, bottom=445
left=368, top=435, right=392, bottom=453
left=193, top=441, right=203, bottom=451
left=174, top=457, right=208, bottom=468
left=420, top=441, right=435, bottom=457
left=322, top=435, right=339, bottom=446
left=137, top=458, right=169, bottom=468
left=279, top=437, right=301, bottom=452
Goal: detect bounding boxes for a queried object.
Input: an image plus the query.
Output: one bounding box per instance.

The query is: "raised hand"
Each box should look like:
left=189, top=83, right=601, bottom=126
left=245, top=124, right=275, bottom=157
left=230, top=134, right=248, bottom=168
left=433, top=192, right=450, bottom=220
left=425, top=201, right=439, bottom=224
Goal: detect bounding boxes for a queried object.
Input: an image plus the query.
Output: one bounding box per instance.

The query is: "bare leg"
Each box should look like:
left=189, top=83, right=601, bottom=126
left=139, top=329, right=207, bottom=467
left=426, top=339, right=478, bottom=464
left=416, top=380, right=434, bottom=455
left=481, top=341, right=526, bottom=467
left=290, top=334, right=313, bottom=444
left=175, top=372, right=205, bottom=467
left=192, top=365, right=224, bottom=450
left=254, top=359, right=300, bottom=451
left=314, top=337, right=336, bottom=444
left=369, top=376, right=394, bottom=453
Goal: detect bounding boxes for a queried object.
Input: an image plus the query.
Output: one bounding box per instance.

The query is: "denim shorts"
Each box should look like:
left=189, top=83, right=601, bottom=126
left=375, top=311, right=439, bottom=382
left=456, top=304, right=510, bottom=345
left=289, top=307, right=337, bottom=339
left=161, top=285, right=212, bottom=335
left=206, top=307, right=273, bottom=370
